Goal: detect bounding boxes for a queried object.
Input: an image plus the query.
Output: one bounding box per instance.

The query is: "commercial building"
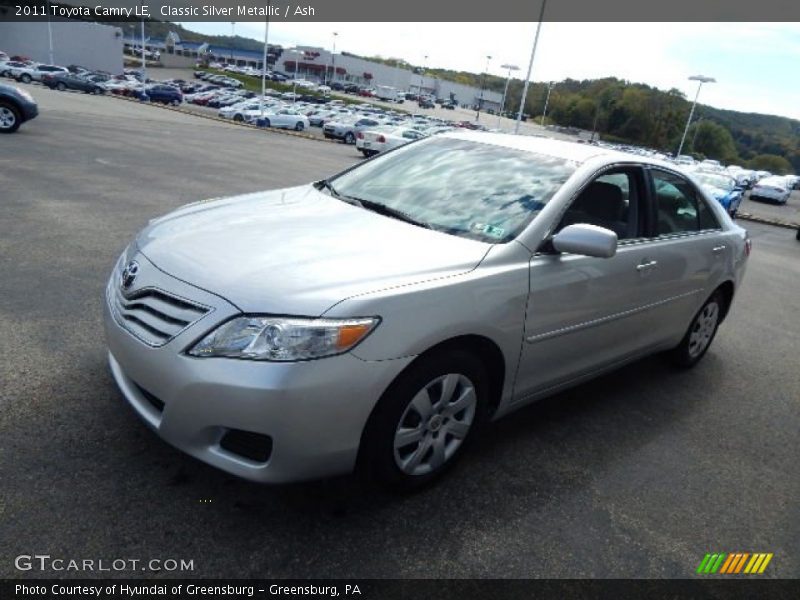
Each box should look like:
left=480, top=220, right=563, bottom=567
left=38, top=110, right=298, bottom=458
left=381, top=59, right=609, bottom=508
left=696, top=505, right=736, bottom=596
left=0, top=20, right=123, bottom=74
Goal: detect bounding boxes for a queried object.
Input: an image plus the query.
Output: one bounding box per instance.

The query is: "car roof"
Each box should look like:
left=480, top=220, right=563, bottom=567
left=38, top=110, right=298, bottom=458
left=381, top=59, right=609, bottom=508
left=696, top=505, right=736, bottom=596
left=439, top=130, right=664, bottom=166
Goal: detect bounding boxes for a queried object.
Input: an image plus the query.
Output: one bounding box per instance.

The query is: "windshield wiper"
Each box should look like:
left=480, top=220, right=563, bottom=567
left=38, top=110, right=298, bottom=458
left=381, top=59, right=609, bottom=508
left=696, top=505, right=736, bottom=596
left=315, top=179, right=363, bottom=207
left=356, top=198, right=433, bottom=230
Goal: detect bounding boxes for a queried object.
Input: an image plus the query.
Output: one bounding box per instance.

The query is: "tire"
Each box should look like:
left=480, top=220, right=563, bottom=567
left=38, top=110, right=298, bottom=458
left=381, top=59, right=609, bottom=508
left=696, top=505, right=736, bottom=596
left=56, top=82, right=66, bottom=91
left=171, top=99, right=180, bottom=106
left=233, top=114, right=244, bottom=122
left=796, top=227, right=800, bottom=241
left=262, top=118, right=270, bottom=128
left=360, top=149, right=369, bottom=157
left=669, top=290, right=725, bottom=368
left=294, top=121, right=304, bottom=131
left=0, top=101, right=21, bottom=133
left=359, top=349, right=489, bottom=490
left=344, top=132, right=355, bottom=145
left=21, top=74, right=31, bottom=84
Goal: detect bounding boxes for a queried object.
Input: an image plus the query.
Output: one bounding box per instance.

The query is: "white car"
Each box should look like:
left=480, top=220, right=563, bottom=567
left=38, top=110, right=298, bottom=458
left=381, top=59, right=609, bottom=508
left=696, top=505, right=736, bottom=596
left=750, top=176, right=791, bottom=204
left=218, top=101, right=279, bottom=122
left=248, top=108, right=310, bottom=131
left=356, top=126, right=426, bottom=156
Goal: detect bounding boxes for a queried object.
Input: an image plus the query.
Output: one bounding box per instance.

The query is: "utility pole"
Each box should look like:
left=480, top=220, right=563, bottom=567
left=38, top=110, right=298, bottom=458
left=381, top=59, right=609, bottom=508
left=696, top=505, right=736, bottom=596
left=516, top=0, right=547, bottom=134
left=475, top=55, right=492, bottom=122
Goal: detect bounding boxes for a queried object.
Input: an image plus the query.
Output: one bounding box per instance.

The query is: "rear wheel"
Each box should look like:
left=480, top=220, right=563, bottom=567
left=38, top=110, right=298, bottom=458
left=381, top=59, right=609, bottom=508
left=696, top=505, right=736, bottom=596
left=359, top=350, right=488, bottom=490
left=20, top=74, right=32, bottom=84
left=171, top=98, right=180, bottom=106
left=669, top=290, right=725, bottom=368
left=56, top=82, right=66, bottom=91
left=0, top=102, right=21, bottom=133
left=344, top=132, right=355, bottom=145
left=233, top=114, right=244, bottom=122
left=294, top=121, right=304, bottom=131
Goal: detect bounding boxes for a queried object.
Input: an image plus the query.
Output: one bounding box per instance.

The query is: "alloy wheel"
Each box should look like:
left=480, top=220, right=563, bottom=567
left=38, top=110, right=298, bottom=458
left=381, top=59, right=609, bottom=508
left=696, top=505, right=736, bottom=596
left=0, top=107, right=17, bottom=129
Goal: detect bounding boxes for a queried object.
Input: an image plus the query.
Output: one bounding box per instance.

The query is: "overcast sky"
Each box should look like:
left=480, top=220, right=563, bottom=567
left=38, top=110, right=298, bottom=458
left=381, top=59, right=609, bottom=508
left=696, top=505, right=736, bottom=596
left=180, top=22, right=800, bottom=121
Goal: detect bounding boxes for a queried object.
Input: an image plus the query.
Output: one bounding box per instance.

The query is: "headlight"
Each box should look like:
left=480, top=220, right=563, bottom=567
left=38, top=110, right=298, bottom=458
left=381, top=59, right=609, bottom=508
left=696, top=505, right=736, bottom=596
left=188, top=316, right=379, bottom=361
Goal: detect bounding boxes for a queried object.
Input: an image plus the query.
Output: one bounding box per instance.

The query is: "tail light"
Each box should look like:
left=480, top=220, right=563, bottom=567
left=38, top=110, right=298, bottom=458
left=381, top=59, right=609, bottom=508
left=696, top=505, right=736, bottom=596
left=356, top=132, right=364, bottom=139
left=745, top=238, right=752, bottom=257
left=376, top=135, right=386, bottom=143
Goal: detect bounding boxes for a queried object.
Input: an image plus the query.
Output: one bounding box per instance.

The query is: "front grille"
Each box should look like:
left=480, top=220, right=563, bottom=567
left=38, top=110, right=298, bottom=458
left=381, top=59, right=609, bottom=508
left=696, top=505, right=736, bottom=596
left=219, top=429, right=273, bottom=463
left=111, top=285, right=210, bottom=347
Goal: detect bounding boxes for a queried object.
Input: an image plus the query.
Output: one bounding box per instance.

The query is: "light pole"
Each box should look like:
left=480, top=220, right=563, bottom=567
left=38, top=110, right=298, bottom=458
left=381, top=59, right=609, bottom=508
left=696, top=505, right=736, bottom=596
left=140, top=4, right=146, bottom=81
left=540, top=81, right=554, bottom=126
left=418, top=54, right=428, bottom=97
left=516, top=0, right=547, bottom=134
left=475, top=54, right=492, bottom=122
left=46, top=0, right=53, bottom=64
left=497, top=63, right=519, bottom=129
left=329, top=32, right=337, bottom=86
left=260, top=4, right=270, bottom=117
left=676, top=75, right=715, bottom=157
left=230, top=22, right=235, bottom=65
left=289, top=48, right=300, bottom=103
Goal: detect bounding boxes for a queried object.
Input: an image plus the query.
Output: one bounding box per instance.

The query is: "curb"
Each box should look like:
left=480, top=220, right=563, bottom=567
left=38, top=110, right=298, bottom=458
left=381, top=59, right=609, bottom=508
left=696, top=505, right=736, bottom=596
left=105, top=92, right=342, bottom=145
left=736, top=212, right=799, bottom=230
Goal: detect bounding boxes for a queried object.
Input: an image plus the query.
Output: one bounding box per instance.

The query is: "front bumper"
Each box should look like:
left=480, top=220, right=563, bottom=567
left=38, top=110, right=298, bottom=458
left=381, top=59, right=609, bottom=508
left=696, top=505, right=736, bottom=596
left=104, top=252, right=413, bottom=483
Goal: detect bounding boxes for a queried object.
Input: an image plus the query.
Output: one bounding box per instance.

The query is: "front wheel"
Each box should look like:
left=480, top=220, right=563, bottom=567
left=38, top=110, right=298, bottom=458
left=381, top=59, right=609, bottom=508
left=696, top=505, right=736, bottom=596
left=669, top=290, right=724, bottom=368
left=344, top=132, right=355, bottom=144
left=20, top=74, right=32, bottom=84
left=0, top=101, right=21, bottom=133
left=294, top=121, right=304, bottom=131
left=359, top=350, right=488, bottom=490
left=171, top=98, right=180, bottom=106
left=56, top=82, right=66, bottom=91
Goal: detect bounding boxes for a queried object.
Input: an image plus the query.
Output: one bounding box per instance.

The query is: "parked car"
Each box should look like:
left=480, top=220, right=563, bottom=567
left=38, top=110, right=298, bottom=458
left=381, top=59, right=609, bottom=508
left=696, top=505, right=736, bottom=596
left=250, top=108, right=310, bottom=131
left=0, top=60, right=30, bottom=78
left=42, top=72, right=105, bottom=94
left=144, top=84, right=182, bottom=106
left=688, top=170, right=744, bottom=217
left=356, top=125, right=425, bottom=156
left=749, top=176, right=792, bottom=204
left=323, top=116, right=383, bottom=144
left=105, top=132, right=749, bottom=488
left=13, top=64, right=68, bottom=83
left=0, top=82, right=38, bottom=133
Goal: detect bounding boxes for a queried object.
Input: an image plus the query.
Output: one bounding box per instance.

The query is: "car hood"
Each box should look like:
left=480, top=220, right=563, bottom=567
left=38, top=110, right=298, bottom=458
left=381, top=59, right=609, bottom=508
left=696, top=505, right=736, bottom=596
left=135, top=185, right=491, bottom=315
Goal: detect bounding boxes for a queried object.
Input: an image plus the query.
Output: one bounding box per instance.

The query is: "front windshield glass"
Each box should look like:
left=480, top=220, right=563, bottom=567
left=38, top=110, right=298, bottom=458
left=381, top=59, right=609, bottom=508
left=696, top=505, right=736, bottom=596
left=330, top=136, right=577, bottom=243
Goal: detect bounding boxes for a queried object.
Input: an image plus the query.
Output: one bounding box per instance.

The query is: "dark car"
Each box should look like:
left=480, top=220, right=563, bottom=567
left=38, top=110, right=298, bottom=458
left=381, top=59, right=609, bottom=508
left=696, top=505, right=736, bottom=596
left=0, top=82, right=38, bottom=133
left=145, top=84, right=182, bottom=105
left=418, top=99, right=435, bottom=109
left=344, top=83, right=360, bottom=94
left=42, top=72, right=105, bottom=94
left=330, top=81, right=345, bottom=91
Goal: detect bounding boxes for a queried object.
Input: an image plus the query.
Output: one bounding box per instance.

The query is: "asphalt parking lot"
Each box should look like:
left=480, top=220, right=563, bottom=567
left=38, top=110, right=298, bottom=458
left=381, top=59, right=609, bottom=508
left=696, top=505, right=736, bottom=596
left=1, top=86, right=798, bottom=580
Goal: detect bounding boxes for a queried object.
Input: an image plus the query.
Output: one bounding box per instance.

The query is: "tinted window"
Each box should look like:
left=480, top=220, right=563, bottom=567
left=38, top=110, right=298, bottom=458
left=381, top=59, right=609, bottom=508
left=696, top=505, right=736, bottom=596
left=331, top=137, right=576, bottom=243
left=556, top=170, right=641, bottom=240
left=652, top=170, right=705, bottom=235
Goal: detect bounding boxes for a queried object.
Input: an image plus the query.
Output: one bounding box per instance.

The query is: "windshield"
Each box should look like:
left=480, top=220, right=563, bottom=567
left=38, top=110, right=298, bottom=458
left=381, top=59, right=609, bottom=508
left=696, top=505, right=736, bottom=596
left=694, top=172, right=734, bottom=191
left=329, top=137, right=576, bottom=243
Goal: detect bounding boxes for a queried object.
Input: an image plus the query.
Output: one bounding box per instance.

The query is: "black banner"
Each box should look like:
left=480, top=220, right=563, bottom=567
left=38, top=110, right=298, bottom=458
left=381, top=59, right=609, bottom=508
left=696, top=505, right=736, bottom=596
left=3, top=579, right=800, bottom=600
left=3, top=0, right=800, bottom=22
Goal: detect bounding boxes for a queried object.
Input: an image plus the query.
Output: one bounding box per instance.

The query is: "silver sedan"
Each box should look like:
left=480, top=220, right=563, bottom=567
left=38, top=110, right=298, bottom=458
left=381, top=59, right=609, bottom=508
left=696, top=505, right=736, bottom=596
left=105, top=132, right=750, bottom=488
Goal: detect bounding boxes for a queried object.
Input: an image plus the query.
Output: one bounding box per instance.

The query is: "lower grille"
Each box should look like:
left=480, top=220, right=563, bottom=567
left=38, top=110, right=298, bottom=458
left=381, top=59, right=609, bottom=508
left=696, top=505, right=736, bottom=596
left=134, top=383, right=165, bottom=412
left=219, top=429, right=273, bottom=463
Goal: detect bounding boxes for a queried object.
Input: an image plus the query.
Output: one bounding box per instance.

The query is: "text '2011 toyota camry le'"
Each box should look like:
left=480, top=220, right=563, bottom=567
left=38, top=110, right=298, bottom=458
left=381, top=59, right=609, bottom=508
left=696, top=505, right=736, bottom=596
left=105, top=132, right=750, bottom=489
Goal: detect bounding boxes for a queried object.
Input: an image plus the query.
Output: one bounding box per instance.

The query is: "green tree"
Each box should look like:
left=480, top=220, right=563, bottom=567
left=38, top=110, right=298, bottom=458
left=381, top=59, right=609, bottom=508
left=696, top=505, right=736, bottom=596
left=747, top=154, right=794, bottom=174
left=688, top=121, right=738, bottom=162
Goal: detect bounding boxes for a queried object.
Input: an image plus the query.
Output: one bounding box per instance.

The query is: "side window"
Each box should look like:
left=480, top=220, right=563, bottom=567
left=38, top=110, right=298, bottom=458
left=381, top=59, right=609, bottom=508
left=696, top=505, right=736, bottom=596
left=652, top=170, right=705, bottom=235
left=697, top=196, right=721, bottom=230
left=555, top=169, right=641, bottom=240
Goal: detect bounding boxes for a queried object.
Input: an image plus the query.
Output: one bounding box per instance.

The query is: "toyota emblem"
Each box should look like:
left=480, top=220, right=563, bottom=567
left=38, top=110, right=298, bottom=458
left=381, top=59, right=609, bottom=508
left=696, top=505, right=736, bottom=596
left=121, top=260, right=140, bottom=290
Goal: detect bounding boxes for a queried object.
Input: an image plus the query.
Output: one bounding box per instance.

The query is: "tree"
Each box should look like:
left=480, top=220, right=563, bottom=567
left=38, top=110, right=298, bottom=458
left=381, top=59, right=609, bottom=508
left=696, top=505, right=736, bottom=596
left=688, top=121, right=738, bottom=163
left=747, top=154, right=794, bottom=174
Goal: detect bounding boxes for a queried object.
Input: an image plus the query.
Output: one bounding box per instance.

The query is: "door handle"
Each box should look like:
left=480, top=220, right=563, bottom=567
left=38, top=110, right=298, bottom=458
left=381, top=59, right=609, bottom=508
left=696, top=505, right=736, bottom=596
left=712, top=245, right=727, bottom=254
left=636, top=260, right=658, bottom=272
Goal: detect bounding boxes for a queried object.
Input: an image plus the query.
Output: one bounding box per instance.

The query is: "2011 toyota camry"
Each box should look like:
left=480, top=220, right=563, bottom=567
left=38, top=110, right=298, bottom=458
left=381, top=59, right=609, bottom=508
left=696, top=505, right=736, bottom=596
left=105, top=132, right=750, bottom=488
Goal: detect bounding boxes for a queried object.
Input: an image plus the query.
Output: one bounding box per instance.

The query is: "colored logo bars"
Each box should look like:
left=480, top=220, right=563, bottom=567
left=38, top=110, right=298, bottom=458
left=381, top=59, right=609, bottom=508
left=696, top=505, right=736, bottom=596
left=696, top=553, right=773, bottom=574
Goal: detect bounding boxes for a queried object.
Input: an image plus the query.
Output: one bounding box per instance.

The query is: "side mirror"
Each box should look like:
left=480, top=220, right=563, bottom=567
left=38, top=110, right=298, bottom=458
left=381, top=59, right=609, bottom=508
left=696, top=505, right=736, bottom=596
left=551, top=224, right=618, bottom=258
